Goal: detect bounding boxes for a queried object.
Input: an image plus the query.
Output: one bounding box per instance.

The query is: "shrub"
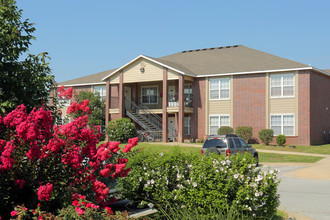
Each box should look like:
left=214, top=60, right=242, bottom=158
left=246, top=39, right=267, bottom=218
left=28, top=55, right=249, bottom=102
left=235, top=126, right=253, bottom=142
left=276, top=135, right=286, bottom=146
left=118, top=150, right=280, bottom=219
left=0, top=86, right=138, bottom=218
left=258, top=129, right=274, bottom=145
left=217, top=126, right=234, bottom=135
left=105, top=118, right=137, bottom=143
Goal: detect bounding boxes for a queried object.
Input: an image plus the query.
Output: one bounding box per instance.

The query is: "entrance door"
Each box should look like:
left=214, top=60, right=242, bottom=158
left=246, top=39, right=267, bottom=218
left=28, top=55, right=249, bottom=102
left=168, top=117, right=176, bottom=141
left=124, top=87, right=132, bottom=110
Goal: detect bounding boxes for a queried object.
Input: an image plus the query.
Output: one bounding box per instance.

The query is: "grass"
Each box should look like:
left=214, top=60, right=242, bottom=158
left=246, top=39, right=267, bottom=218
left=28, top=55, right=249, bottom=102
left=253, top=144, right=330, bottom=155
left=259, top=152, right=324, bottom=163
left=134, top=142, right=324, bottom=163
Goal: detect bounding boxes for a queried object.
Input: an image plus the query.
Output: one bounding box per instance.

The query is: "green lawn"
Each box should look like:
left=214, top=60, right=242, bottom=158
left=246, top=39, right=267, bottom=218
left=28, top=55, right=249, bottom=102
left=253, top=144, right=330, bottom=155
left=133, top=143, right=324, bottom=163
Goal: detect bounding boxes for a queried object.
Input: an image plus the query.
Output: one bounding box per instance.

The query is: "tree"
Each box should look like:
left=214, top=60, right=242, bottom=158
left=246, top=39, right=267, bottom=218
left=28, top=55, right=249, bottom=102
left=0, top=0, right=54, bottom=114
left=75, top=91, right=105, bottom=127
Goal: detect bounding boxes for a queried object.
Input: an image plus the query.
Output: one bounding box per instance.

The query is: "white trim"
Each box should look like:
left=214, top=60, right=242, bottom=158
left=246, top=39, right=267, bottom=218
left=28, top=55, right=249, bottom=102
left=209, top=114, right=230, bottom=135
left=270, top=113, right=295, bottom=136
left=196, top=67, right=313, bottom=78
left=102, top=55, right=196, bottom=81
left=141, top=85, right=159, bottom=105
left=312, top=67, right=330, bottom=76
left=57, top=82, right=106, bottom=87
left=270, top=73, right=295, bottom=98
left=209, top=77, right=230, bottom=101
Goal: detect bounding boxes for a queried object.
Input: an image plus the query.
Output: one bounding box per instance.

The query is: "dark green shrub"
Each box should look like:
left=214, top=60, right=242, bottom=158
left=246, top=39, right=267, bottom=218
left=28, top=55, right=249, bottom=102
left=235, top=126, right=253, bottom=142
left=105, top=118, right=137, bottom=142
left=258, top=129, right=274, bottom=145
left=217, top=126, right=234, bottom=135
left=276, top=135, right=286, bottom=146
left=118, top=150, right=280, bottom=219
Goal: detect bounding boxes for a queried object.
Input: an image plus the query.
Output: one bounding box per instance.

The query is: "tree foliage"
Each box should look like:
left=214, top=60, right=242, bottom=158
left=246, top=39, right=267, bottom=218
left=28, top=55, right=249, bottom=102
left=75, top=91, right=105, bottom=126
left=0, top=0, right=54, bottom=114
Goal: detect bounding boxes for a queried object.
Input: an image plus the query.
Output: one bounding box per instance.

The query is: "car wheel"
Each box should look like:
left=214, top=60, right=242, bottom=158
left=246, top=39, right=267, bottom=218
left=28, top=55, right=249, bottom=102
left=254, top=155, right=259, bottom=167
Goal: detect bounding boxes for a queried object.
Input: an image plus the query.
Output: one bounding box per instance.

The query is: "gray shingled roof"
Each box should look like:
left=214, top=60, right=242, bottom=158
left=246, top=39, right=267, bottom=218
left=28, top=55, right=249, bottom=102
left=60, top=45, right=312, bottom=85
left=324, top=69, right=330, bottom=74
left=58, top=69, right=117, bottom=86
left=156, top=45, right=309, bottom=76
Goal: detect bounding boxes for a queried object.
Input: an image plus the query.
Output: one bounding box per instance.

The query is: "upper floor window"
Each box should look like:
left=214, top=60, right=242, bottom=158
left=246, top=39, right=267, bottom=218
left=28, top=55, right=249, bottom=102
left=209, top=78, right=230, bottom=100
left=270, top=114, right=295, bottom=136
left=142, top=86, right=158, bottom=104
left=270, top=74, right=294, bottom=98
left=93, top=85, right=106, bottom=101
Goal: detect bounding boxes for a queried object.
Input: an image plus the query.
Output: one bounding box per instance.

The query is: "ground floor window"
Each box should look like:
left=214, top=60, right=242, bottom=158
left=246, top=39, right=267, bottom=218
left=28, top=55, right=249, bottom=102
left=184, top=116, right=191, bottom=135
left=270, top=114, right=295, bottom=136
left=209, top=115, right=230, bottom=135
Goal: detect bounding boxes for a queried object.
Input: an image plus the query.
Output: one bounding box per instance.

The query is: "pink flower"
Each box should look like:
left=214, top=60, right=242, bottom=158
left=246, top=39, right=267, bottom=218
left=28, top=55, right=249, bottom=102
left=37, top=183, right=53, bottom=201
left=10, top=211, right=17, bottom=216
left=104, top=207, right=113, bottom=214
left=15, top=179, right=26, bottom=189
left=58, top=86, right=73, bottom=99
left=75, top=207, right=85, bottom=215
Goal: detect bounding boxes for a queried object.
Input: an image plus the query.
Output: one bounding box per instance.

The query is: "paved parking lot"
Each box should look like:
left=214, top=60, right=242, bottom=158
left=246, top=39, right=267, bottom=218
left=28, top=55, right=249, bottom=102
left=263, top=164, right=330, bottom=220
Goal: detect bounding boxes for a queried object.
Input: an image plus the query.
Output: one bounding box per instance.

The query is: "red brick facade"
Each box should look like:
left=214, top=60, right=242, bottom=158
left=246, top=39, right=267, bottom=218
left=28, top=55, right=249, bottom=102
left=310, top=70, right=330, bottom=144
left=233, top=74, right=266, bottom=139
left=192, top=78, right=206, bottom=140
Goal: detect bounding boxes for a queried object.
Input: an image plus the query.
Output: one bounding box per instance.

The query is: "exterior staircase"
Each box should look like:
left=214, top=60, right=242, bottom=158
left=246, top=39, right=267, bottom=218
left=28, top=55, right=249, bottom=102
left=125, top=98, right=176, bottom=141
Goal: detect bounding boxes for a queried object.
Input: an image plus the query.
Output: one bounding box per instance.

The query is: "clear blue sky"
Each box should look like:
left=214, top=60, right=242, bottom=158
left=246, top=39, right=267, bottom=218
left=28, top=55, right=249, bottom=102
left=17, top=0, right=330, bottom=83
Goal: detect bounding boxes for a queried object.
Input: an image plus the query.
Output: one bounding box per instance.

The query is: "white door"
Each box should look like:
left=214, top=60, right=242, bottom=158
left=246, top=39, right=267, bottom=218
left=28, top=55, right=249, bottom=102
left=168, top=117, right=175, bottom=141
left=124, top=87, right=132, bottom=110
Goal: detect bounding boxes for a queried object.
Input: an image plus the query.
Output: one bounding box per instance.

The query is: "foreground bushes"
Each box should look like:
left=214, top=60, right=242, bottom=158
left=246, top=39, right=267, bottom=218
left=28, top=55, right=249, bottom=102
left=118, top=150, right=280, bottom=219
left=0, top=86, right=138, bottom=219
left=105, top=118, right=137, bottom=143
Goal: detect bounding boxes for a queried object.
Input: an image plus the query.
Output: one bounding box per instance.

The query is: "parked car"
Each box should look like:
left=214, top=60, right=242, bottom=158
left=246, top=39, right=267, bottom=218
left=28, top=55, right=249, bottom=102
left=201, top=134, right=259, bottom=166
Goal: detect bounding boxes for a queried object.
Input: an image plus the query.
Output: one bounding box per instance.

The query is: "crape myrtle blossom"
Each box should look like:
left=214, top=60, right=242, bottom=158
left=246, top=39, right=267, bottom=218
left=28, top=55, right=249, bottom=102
left=0, top=86, right=138, bottom=217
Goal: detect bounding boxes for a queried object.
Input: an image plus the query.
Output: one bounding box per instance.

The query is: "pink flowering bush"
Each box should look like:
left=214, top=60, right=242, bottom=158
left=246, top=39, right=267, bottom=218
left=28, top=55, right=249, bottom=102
left=0, top=87, right=138, bottom=218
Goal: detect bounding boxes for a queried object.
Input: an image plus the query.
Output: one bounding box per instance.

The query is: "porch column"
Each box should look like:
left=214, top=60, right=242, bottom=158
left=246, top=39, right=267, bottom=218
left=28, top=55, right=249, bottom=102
left=119, top=71, right=124, bottom=118
left=105, top=80, right=111, bottom=142
left=162, top=68, right=168, bottom=142
left=178, top=75, right=184, bottom=142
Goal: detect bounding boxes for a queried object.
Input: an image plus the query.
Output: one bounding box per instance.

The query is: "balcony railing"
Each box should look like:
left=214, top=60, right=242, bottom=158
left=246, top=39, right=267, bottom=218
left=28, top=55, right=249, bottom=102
left=109, top=93, right=193, bottom=110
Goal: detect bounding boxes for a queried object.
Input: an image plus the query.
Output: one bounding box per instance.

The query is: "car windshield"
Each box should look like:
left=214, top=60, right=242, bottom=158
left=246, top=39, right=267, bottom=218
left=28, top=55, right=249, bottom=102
left=203, top=139, right=226, bottom=148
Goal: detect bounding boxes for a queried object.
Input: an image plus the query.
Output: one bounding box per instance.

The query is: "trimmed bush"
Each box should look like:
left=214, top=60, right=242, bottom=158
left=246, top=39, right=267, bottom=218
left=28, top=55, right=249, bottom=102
left=118, top=150, right=280, bottom=219
left=235, top=126, right=253, bottom=142
left=258, top=129, right=274, bottom=145
left=217, top=126, right=234, bottom=135
left=105, top=118, right=137, bottom=143
left=276, top=135, right=286, bottom=146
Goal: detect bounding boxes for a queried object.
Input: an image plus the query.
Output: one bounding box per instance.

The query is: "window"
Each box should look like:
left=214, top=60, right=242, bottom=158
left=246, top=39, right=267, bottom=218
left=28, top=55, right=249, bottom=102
left=184, top=116, right=191, bottom=135
left=270, top=74, right=294, bottom=97
left=94, top=85, right=106, bottom=101
left=239, top=139, right=248, bottom=148
left=209, top=115, right=230, bottom=135
left=233, top=138, right=242, bottom=148
left=270, top=114, right=295, bottom=136
left=142, top=86, right=158, bottom=104
left=209, top=78, right=230, bottom=100
left=59, top=98, right=70, bottom=106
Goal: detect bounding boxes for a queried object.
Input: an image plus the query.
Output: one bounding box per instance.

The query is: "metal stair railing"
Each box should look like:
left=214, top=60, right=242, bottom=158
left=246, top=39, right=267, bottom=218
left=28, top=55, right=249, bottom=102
left=125, top=97, right=177, bottom=142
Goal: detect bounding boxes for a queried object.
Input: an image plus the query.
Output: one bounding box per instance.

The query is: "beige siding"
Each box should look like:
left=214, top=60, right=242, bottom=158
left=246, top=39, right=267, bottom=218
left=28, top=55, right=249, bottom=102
left=209, top=100, right=231, bottom=114
left=184, top=75, right=193, bottom=82
left=268, top=71, right=299, bottom=135
left=109, top=73, right=120, bottom=84
left=168, top=69, right=179, bottom=79
left=123, top=59, right=164, bottom=83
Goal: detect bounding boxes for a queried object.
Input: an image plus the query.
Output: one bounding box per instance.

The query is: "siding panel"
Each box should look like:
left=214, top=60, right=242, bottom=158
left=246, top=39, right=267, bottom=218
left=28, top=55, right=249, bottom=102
left=123, top=59, right=164, bottom=83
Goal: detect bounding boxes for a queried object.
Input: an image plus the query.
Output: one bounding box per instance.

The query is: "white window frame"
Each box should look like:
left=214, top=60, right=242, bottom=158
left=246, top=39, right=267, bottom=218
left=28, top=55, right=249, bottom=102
left=93, top=85, right=106, bottom=101
left=141, top=86, right=158, bottom=104
left=58, top=98, right=70, bottom=107
left=209, top=77, right=230, bottom=100
left=270, top=113, right=295, bottom=136
left=209, top=114, right=230, bottom=135
left=184, top=116, right=191, bottom=135
left=270, top=73, right=295, bottom=98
